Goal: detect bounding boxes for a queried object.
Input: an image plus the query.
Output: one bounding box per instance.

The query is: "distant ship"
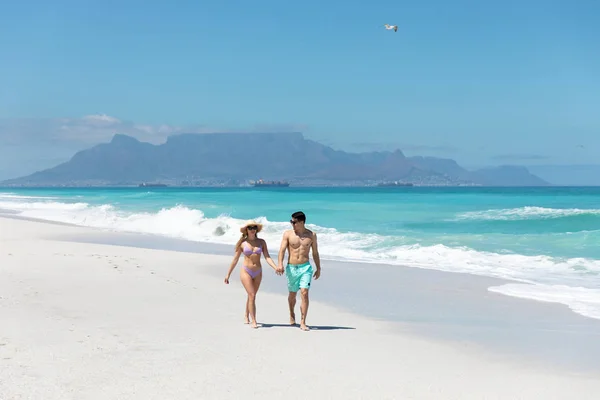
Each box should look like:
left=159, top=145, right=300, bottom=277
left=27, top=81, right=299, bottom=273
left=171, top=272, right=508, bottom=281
left=377, top=181, right=414, bottom=187
left=251, top=179, right=290, bottom=187
left=138, top=183, right=168, bottom=187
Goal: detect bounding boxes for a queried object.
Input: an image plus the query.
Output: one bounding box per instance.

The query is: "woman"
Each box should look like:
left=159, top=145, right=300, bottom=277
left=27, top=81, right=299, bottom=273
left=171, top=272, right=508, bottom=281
left=224, top=220, right=280, bottom=328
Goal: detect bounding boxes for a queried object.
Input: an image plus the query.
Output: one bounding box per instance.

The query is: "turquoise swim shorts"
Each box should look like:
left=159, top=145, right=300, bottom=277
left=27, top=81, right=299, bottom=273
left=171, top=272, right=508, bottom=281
left=286, top=262, right=313, bottom=292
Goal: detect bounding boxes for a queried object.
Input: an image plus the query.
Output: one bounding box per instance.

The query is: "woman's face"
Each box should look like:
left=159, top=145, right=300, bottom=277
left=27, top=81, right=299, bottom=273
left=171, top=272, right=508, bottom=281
left=246, top=225, right=258, bottom=238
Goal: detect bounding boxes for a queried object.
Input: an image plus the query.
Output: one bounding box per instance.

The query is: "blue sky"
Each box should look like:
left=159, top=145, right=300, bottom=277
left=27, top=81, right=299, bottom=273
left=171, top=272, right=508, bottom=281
left=0, top=0, right=599, bottom=177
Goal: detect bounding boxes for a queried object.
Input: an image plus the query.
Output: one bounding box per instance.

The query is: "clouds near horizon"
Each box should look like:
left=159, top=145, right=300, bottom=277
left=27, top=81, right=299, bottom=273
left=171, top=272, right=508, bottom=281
left=0, top=114, right=310, bottom=180
left=0, top=114, right=217, bottom=146
left=343, top=141, right=459, bottom=155
left=492, top=154, right=551, bottom=161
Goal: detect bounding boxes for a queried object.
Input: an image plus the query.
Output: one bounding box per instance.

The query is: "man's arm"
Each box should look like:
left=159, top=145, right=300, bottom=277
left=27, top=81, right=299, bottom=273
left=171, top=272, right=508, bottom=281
left=277, top=231, right=289, bottom=270
left=311, top=232, right=321, bottom=279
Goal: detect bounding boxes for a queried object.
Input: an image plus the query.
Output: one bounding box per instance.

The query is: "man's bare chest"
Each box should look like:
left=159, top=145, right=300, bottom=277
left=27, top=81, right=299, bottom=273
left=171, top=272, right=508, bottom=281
left=289, top=234, right=312, bottom=249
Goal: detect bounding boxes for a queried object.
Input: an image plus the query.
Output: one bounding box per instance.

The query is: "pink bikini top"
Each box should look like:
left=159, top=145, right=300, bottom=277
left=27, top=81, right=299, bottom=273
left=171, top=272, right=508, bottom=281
left=242, top=243, right=262, bottom=256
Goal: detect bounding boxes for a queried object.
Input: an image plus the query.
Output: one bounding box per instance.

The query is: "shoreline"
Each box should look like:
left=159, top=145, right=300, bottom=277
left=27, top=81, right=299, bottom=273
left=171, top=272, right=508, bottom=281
left=2, top=216, right=600, bottom=399
left=6, top=214, right=600, bottom=374
left=62, top=231, right=600, bottom=374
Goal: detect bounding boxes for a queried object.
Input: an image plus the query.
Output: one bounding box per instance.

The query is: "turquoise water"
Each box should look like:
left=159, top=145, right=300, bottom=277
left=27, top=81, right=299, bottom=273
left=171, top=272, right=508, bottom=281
left=1, top=186, right=600, bottom=319
left=2, top=186, right=599, bottom=257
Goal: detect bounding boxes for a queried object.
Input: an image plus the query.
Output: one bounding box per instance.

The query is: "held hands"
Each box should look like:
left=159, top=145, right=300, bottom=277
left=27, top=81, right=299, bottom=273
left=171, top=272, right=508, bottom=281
left=276, top=264, right=285, bottom=276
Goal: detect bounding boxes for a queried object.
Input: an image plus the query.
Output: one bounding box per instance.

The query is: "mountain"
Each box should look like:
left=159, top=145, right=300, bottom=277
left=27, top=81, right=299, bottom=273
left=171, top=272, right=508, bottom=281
left=408, top=156, right=549, bottom=186
left=2, top=133, right=549, bottom=186
left=469, top=165, right=548, bottom=186
left=526, top=164, right=600, bottom=186
left=408, top=156, right=473, bottom=182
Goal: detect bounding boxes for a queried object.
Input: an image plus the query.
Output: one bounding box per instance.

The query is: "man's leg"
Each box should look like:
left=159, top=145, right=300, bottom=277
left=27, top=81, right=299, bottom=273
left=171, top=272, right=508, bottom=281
left=299, top=288, right=310, bottom=331
left=286, top=264, right=300, bottom=325
left=288, top=291, right=297, bottom=325
left=298, top=264, right=313, bottom=331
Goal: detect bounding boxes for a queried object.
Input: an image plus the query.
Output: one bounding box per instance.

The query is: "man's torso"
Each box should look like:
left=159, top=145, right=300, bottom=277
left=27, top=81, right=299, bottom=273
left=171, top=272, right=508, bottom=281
left=286, top=229, right=313, bottom=265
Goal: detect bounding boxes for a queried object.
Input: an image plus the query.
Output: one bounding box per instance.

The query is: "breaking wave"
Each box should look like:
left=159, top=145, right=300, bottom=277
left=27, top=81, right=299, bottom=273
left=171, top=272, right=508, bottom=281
left=456, top=206, right=600, bottom=221
left=1, top=193, right=600, bottom=320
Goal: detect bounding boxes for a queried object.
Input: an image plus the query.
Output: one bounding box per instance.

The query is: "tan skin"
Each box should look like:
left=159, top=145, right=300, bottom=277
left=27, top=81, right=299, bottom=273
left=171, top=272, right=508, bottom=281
left=225, top=226, right=280, bottom=328
left=277, top=218, right=321, bottom=331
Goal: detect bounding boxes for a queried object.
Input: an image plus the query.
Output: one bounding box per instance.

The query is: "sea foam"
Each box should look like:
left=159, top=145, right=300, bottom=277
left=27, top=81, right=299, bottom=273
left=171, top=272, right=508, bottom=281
left=2, top=193, right=600, bottom=320
left=456, top=206, right=600, bottom=221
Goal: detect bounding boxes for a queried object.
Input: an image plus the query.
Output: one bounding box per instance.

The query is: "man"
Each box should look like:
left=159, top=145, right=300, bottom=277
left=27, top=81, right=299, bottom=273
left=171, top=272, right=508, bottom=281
left=277, top=211, right=321, bottom=331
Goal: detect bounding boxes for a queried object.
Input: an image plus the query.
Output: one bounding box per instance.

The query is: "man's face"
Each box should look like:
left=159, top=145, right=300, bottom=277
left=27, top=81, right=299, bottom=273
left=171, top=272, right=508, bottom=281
left=290, top=218, right=304, bottom=231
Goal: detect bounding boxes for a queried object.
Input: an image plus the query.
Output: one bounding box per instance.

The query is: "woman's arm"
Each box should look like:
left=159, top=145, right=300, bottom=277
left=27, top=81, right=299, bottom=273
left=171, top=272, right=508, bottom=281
left=261, top=239, right=282, bottom=275
left=224, top=248, right=243, bottom=284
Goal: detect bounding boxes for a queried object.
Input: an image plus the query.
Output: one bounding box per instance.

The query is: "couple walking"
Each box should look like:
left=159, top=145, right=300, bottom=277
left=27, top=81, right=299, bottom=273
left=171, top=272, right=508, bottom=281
left=224, top=211, right=321, bottom=331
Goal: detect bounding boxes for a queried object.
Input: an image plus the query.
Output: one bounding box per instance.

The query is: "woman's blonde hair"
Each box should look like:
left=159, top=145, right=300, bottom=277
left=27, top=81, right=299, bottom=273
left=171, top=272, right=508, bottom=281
left=235, top=233, right=247, bottom=252
left=234, top=228, right=261, bottom=252
left=236, top=220, right=262, bottom=252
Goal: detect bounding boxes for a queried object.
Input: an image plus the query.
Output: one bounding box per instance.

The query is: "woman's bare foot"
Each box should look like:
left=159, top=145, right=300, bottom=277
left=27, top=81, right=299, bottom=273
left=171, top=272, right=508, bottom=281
left=251, top=321, right=258, bottom=329
left=244, top=316, right=250, bottom=324
left=300, top=323, right=310, bottom=331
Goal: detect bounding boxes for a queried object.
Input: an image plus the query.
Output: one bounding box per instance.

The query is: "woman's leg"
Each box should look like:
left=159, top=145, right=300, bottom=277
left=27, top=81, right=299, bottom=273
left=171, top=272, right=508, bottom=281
left=240, top=270, right=259, bottom=328
left=244, top=297, right=250, bottom=324
left=252, top=272, right=263, bottom=323
left=250, top=272, right=263, bottom=326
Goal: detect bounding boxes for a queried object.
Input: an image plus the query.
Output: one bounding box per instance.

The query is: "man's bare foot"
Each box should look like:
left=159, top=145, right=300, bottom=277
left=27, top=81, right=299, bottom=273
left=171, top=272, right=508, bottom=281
left=290, top=313, right=297, bottom=325
left=300, top=323, right=310, bottom=331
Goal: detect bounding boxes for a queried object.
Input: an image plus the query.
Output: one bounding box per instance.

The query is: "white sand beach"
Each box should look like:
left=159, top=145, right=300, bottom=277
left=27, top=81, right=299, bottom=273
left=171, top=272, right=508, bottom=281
left=1, top=216, right=599, bottom=399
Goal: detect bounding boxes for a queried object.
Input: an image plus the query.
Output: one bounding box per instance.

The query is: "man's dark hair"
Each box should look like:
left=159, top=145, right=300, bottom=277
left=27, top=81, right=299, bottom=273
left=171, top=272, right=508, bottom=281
left=291, top=211, right=306, bottom=222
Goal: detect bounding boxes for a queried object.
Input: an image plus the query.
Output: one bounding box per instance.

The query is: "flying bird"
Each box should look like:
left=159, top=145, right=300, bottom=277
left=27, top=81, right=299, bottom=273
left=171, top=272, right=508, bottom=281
left=384, top=24, right=398, bottom=32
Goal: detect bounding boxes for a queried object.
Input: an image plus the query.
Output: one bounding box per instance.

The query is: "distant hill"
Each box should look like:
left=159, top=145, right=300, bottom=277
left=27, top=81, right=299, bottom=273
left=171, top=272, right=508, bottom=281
left=527, top=165, right=600, bottom=186
left=408, top=156, right=549, bottom=186
left=2, top=133, right=549, bottom=186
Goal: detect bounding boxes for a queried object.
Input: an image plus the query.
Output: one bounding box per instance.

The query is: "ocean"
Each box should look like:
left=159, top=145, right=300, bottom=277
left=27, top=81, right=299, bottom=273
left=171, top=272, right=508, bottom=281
left=1, top=186, right=599, bottom=320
